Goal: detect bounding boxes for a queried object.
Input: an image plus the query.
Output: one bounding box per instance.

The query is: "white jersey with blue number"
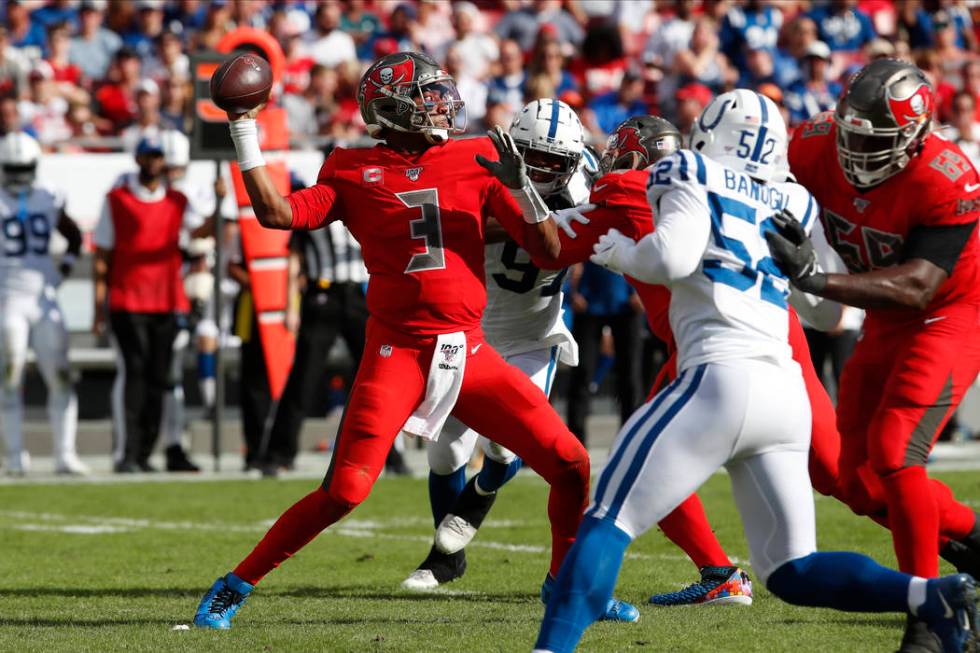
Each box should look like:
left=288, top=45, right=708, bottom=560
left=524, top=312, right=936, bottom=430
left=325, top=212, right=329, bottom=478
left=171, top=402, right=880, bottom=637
left=647, top=149, right=819, bottom=372
left=481, top=160, right=595, bottom=365
left=0, top=184, right=62, bottom=298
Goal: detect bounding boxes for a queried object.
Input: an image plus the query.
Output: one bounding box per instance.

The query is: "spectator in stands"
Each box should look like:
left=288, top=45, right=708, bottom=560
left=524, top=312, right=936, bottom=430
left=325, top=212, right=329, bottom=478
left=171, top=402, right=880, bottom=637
left=45, top=22, right=87, bottom=106
left=308, top=1, right=358, bottom=70
left=0, top=95, right=28, bottom=137
left=192, top=1, right=232, bottom=52
left=719, top=0, right=783, bottom=72
left=31, top=0, right=79, bottom=32
left=583, top=68, right=647, bottom=139
left=946, top=0, right=977, bottom=52
left=375, top=3, right=422, bottom=54
left=159, top=76, right=189, bottom=133
left=483, top=88, right=513, bottom=132
left=528, top=37, right=577, bottom=99
left=163, top=0, right=208, bottom=35
left=488, top=39, right=527, bottom=124
left=572, top=19, right=628, bottom=98
left=864, top=36, right=897, bottom=62
left=673, top=16, right=733, bottom=94
left=758, top=81, right=791, bottom=127
left=70, top=0, right=122, bottom=84
left=565, top=262, right=643, bottom=446
left=120, top=79, right=162, bottom=152
left=415, top=0, right=455, bottom=57
left=962, top=60, right=980, bottom=122
left=737, top=46, right=778, bottom=90
left=144, top=30, right=189, bottom=84
left=282, top=63, right=334, bottom=139
left=917, top=49, right=956, bottom=123
left=231, top=0, right=268, bottom=29
left=19, top=62, right=72, bottom=149
left=6, top=0, right=47, bottom=60
left=66, top=98, right=102, bottom=143
left=495, top=0, right=584, bottom=54
left=774, top=16, right=818, bottom=89
left=947, top=90, right=980, bottom=168
left=645, top=0, right=696, bottom=96
left=93, top=136, right=210, bottom=473
left=673, top=81, right=713, bottom=138
left=124, top=0, right=166, bottom=63
left=95, top=47, right=142, bottom=134
left=933, top=10, right=971, bottom=84
left=447, top=1, right=498, bottom=81
left=897, top=0, right=934, bottom=50
left=0, top=27, right=30, bottom=99
left=341, top=0, right=382, bottom=61
left=785, top=41, right=841, bottom=126
left=444, top=44, right=486, bottom=127
left=808, top=0, right=875, bottom=54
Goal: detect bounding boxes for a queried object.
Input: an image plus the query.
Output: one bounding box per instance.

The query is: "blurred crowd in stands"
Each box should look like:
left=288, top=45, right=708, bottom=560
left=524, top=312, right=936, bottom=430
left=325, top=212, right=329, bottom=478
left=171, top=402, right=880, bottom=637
left=1, top=0, right=980, bottom=165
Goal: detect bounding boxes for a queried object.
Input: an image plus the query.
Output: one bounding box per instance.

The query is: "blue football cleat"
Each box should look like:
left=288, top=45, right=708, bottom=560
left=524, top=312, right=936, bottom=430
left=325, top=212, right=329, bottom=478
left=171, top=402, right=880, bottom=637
left=194, top=573, right=254, bottom=629
left=918, top=573, right=979, bottom=653
left=648, top=566, right=753, bottom=607
left=541, top=574, right=640, bottom=623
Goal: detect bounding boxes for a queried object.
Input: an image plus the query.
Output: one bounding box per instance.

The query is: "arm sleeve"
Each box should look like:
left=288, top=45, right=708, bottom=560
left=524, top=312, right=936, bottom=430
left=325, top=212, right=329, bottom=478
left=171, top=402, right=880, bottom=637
left=904, top=221, right=978, bottom=275
left=288, top=156, right=342, bottom=230
left=624, top=183, right=711, bottom=285
left=484, top=178, right=532, bottom=247
left=92, top=199, right=114, bottom=249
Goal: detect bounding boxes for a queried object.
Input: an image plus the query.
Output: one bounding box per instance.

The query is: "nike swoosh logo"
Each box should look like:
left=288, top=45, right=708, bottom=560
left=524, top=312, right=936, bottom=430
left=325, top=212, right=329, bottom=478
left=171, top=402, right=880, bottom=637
left=924, top=316, right=947, bottom=325
left=470, top=344, right=482, bottom=355
left=966, top=183, right=980, bottom=193
left=939, top=591, right=955, bottom=619
left=593, top=184, right=608, bottom=192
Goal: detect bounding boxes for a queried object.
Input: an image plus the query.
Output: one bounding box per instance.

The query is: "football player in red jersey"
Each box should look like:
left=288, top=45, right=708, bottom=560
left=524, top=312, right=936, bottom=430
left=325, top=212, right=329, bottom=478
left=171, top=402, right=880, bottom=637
left=542, top=116, right=844, bottom=606
left=193, top=52, right=639, bottom=629
left=768, top=59, right=980, bottom=651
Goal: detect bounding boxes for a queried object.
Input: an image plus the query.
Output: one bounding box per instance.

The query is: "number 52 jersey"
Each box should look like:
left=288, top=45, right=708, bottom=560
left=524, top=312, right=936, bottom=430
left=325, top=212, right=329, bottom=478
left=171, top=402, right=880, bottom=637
left=0, top=184, right=62, bottom=298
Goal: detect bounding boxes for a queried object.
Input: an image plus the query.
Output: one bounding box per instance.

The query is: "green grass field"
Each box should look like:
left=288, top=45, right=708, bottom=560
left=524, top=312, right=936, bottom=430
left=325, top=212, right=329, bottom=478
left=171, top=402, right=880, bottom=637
left=2, top=471, right=979, bottom=653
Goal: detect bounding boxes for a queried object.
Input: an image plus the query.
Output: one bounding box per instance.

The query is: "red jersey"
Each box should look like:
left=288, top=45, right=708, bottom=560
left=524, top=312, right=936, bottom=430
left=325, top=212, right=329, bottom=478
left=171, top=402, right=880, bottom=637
left=543, top=168, right=673, bottom=346
left=106, top=186, right=190, bottom=313
left=288, top=137, right=530, bottom=335
left=789, top=113, right=980, bottom=320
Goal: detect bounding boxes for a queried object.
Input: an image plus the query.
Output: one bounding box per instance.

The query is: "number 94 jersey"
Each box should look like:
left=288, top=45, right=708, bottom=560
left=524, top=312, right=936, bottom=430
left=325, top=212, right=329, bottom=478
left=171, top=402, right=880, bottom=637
left=647, top=150, right=819, bottom=370
left=0, top=184, right=62, bottom=298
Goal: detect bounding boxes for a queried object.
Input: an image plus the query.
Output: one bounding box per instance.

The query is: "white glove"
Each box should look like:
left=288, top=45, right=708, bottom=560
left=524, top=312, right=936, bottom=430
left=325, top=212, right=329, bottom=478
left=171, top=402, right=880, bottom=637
left=552, top=204, right=595, bottom=239
left=590, top=228, right=636, bottom=274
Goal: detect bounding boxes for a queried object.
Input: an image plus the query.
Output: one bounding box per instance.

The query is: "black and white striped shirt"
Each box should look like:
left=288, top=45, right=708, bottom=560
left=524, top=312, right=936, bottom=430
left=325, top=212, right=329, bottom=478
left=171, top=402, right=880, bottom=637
left=290, top=223, right=368, bottom=286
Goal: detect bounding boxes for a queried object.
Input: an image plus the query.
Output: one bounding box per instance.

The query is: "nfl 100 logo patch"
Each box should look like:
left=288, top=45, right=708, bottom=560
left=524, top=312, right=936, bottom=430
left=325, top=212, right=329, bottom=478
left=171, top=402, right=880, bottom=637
left=438, top=343, right=462, bottom=370
left=405, top=167, right=423, bottom=181
left=379, top=344, right=393, bottom=358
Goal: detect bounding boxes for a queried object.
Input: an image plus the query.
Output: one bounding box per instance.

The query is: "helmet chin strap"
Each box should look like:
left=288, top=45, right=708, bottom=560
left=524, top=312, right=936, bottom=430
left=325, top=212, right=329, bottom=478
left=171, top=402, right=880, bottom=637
left=423, top=128, right=450, bottom=144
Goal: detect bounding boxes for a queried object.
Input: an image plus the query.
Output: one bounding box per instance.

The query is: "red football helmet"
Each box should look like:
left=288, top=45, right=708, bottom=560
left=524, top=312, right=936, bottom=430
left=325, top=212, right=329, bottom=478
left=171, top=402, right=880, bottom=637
left=600, top=116, right=682, bottom=174
left=358, top=52, right=465, bottom=144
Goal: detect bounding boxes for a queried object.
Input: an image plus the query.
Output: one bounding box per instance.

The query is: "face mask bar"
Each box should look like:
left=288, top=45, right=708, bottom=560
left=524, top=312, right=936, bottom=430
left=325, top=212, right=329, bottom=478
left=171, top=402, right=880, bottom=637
left=834, top=112, right=923, bottom=188
left=1, top=164, right=36, bottom=193
left=399, top=76, right=466, bottom=137
left=515, top=141, right=579, bottom=195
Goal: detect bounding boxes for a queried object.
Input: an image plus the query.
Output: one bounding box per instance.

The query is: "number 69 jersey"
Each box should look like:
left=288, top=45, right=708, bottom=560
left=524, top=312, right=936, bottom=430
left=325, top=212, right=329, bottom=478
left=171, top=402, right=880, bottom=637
left=0, top=184, right=62, bottom=298
left=646, top=150, right=819, bottom=371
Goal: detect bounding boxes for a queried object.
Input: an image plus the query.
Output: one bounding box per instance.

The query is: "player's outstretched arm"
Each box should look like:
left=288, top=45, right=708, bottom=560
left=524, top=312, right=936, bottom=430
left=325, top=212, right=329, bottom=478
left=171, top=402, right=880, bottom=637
left=56, top=210, right=82, bottom=278
left=226, top=107, right=293, bottom=229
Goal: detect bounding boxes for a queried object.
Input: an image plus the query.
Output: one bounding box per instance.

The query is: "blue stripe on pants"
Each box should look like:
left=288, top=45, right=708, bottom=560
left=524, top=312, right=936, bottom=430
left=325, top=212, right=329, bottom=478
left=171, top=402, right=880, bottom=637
left=591, top=369, right=692, bottom=509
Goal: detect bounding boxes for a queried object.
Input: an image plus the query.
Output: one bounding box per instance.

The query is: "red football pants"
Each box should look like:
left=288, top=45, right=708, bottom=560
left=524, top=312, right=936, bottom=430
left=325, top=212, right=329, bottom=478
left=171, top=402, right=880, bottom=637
left=836, top=304, right=980, bottom=576
left=651, top=310, right=842, bottom=570
left=234, top=318, right=589, bottom=584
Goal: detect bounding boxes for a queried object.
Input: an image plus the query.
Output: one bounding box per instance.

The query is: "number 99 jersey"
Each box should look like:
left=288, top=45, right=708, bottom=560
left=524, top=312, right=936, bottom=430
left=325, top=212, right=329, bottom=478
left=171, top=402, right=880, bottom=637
left=647, top=150, right=819, bottom=371
left=0, top=184, right=61, bottom=298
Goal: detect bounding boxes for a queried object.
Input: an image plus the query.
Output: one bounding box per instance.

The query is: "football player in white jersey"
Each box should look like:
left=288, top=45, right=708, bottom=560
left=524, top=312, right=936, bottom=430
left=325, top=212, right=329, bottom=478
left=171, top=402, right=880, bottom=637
left=0, top=132, right=87, bottom=475
left=533, top=90, right=979, bottom=653
left=402, top=99, right=596, bottom=590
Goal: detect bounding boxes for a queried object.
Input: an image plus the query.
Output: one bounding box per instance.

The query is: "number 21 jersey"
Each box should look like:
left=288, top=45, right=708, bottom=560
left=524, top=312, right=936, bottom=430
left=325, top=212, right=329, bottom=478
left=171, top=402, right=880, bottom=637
left=0, top=185, right=61, bottom=297
left=288, top=137, right=530, bottom=336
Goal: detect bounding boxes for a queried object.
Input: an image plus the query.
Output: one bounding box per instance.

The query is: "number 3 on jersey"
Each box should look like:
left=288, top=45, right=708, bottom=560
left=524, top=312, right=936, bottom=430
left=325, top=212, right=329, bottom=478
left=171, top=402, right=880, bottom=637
left=398, top=188, right=445, bottom=273
left=704, top=192, right=788, bottom=308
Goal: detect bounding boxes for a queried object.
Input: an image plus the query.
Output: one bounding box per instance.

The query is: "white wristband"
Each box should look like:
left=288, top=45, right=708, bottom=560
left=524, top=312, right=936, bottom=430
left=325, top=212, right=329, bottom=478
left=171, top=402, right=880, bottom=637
left=509, top=183, right=549, bottom=224
left=229, top=119, right=265, bottom=171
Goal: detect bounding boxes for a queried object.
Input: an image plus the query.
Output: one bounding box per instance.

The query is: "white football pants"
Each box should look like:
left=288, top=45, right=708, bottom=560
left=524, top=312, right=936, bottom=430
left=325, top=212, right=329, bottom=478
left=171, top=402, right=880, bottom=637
left=427, top=345, right=560, bottom=475
left=589, top=358, right=817, bottom=583
left=0, top=290, right=78, bottom=465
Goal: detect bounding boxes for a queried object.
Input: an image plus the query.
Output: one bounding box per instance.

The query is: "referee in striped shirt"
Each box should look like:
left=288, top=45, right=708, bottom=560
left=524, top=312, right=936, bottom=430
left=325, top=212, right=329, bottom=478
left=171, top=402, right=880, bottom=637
left=260, top=221, right=408, bottom=475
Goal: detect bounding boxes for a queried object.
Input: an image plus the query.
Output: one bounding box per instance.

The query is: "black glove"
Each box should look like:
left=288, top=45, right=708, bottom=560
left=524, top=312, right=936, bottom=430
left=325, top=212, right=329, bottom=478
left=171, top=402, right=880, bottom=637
left=764, top=209, right=827, bottom=294
left=475, top=126, right=530, bottom=190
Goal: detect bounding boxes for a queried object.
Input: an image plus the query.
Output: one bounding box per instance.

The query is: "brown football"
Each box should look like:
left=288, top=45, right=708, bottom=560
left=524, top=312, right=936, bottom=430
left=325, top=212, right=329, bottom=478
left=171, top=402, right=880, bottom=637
left=209, top=53, right=272, bottom=114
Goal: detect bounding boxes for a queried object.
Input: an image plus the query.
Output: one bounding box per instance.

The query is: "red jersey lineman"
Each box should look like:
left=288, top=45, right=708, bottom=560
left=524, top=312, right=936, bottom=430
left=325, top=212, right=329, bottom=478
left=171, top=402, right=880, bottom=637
left=771, top=59, right=980, bottom=650
left=193, top=52, right=639, bottom=629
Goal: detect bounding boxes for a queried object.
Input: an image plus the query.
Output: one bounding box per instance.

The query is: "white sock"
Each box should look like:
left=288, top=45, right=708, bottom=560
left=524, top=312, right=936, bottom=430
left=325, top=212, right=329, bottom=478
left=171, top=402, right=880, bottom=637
left=200, top=377, right=215, bottom=408
left=907, top=576, right=928, bottom=616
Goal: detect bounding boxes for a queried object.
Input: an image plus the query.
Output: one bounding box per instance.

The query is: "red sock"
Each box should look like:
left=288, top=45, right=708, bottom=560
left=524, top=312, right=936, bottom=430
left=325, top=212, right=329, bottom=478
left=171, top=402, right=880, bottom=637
left=658, top=494, right=731, bottom=570
left=931, top=478, right=977, bottom=541
left=881, top=466, right=939, bottom=577
left=233, top=487, right=351, bottom=585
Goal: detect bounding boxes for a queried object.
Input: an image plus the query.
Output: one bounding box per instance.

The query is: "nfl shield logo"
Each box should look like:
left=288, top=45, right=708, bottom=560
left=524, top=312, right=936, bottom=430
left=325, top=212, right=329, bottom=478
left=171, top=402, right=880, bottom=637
left=363, top=167, right=384, bottom=185
left=405, top=167, right=423, bottom=181
left=853, top=197, right=870, bottom=212
left=379, top=344, right=392, bottom=358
